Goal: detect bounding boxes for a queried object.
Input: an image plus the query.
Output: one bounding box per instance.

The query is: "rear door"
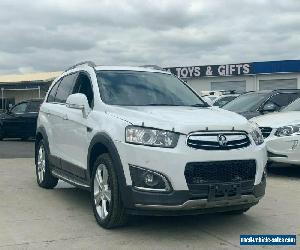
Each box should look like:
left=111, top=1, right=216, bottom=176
left=50, top=72, right=78, bottom=161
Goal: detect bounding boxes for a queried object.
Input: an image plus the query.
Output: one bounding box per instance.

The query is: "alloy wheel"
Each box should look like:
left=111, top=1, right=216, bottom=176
left=94, top=163, right=112, bottom=220
left=37, top=145, right=46, bottom=183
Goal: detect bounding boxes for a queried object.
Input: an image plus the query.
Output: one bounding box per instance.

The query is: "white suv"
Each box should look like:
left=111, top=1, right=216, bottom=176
left=35, top=61, right=267, bottom=228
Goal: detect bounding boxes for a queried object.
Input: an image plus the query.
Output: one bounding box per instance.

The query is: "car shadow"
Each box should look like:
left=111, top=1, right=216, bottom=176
left=268, top=163, right=300, bottom=178
left=52, top=183, right=265, bottom=236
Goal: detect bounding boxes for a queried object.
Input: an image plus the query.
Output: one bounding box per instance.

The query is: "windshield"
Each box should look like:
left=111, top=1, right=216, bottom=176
left=282, top=98, right=300, bottom=111
left=222, top=92, right=268, bottom=112
left=213, top=96, right=237, bottom=107
left=96, top=71, right=207, bottom=106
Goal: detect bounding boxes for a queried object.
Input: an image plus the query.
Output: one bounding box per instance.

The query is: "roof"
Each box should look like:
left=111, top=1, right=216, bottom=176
left=95, top=65, right=169, bottom=74
left=0, top=71, right=62, bottom=84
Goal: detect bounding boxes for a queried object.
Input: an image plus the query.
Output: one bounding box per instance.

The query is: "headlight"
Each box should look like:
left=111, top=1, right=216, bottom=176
left=125, top=126, right=179, bottom=148
left=275, top=124, right=300, bottom=137
left=249, top=122, right=264, bottom=145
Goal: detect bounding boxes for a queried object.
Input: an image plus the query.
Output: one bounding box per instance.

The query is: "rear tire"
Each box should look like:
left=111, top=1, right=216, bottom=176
left=35, top=139, right=58, bottom=189
left=91, top=153, right=128, bottom=229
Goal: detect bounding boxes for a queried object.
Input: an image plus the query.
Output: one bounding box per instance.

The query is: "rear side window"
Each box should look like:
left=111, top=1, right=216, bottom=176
left=27, top=101, right=42, bottom=112
left=47, top=81, right=60, bottom=102
left=55, top=73, right=78, bottom=103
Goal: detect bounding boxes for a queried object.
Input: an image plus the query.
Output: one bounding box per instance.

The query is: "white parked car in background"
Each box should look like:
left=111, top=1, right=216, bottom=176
left=251, top=98, right=300, bottom=166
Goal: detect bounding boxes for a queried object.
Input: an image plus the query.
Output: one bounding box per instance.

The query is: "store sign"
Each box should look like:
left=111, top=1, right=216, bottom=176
left=164, top=63, right=253, bottom=78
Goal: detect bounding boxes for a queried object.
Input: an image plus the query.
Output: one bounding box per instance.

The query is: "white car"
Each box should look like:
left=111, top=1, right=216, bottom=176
left=35, top=61, right=267, bottom=228
left=251, top=98, right=300, bottom=165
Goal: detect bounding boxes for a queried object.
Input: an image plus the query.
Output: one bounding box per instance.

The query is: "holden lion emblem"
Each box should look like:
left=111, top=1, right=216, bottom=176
left=218, top=134, right=228, bottom=147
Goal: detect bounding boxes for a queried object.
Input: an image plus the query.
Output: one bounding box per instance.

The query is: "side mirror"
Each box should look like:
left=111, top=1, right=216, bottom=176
left=261, top=102, right=276, bottom=113
left=66, top=93, right=90, bottom=118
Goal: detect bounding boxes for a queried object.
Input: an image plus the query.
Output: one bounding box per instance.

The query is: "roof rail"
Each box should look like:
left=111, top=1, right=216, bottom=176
left=140, top=65, right=165, bottom=71
left=66, top=61, right=96, bottom=71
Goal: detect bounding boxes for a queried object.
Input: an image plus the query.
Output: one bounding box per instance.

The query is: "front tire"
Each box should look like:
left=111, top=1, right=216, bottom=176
left=35, top=139, right=58, bottom=189
left=91, top=153, right=128, bottom=229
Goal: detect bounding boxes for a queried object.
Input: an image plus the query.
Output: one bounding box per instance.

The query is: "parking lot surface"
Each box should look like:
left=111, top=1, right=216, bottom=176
left=0, top=139, right=34, bottom=159
left=1, top=141, right=299, bottom=249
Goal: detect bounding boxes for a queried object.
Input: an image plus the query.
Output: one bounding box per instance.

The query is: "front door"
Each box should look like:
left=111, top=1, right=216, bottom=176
left=60, top=72, right=94, bottom=178
left=3, top=102, right=30, bottom=138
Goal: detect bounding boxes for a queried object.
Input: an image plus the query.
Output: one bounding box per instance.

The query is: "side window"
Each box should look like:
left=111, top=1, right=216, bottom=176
left=10, top=102, right=28, bottom=114
left=55, top=73, right=78, bottom=103
left=73, top=72, right=94, bottom=108
left=26, top=101, right=42, bottom=113
left=47, top=80, right=60, bottom=102
left=269, top=93, right=300, bottom=108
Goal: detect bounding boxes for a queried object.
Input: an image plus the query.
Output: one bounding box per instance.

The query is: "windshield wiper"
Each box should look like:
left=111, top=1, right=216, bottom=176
left=189, top=103, right=208, bottom=107
left=145, top=104, right=181, bottom=106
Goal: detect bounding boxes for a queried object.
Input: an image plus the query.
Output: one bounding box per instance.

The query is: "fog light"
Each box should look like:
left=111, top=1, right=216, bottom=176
left=129, top=165, right=171, bottom=192
left=144, top=173, right=158, bottom=187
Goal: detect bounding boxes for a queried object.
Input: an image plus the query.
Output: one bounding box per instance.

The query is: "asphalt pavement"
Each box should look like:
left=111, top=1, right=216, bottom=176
left=0, top=139, right=35, bottom=159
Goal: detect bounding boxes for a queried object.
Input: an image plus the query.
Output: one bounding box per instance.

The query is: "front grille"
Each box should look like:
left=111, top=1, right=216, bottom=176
left=260, top=127, right=272, bottom=138
left=187, top=132, right=251, bottom=150
left=185, top=160, right=256, bottom=185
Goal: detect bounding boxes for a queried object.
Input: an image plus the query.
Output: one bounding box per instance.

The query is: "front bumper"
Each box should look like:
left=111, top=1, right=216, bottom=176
left=125, top=177, right=266, bottom=215
left=265, top=134, right=300, bottom=165
left=115, top=136, right=267, bottom=190
left=114, top=136, right=267, bottom=214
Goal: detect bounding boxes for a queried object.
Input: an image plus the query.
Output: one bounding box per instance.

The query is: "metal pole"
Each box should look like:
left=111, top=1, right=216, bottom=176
left=38, top=86, right=41, bottom=98
left=1, top=88, right=3, bottom=110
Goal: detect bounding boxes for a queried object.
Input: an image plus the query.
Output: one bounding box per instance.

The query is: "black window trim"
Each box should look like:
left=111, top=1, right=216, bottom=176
left=72, top=70, right=95, bottom=109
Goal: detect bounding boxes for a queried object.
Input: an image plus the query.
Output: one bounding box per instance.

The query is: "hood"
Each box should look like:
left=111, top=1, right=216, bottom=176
left=235, top=111, right=260, bottom=120
left=106, top=106, right=250, bottom=134
left=251, top=111, right=300, bottom=128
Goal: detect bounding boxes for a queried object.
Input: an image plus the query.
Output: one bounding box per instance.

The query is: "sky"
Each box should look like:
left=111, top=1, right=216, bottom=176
left=0, top=0, right=299, bottom=74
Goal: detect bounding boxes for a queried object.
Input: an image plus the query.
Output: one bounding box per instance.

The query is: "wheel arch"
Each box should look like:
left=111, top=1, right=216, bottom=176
left=35, top=127, right=50, bottom=162
left=88, top=133, right=130, bottom=205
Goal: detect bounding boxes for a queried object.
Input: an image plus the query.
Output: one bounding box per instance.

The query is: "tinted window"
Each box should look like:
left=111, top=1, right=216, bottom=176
left=11, top=102, right=28, bottom=114
left=73, top=73, right=94, bottom=107
left=282, top=98, right=300, bottom=111
left=267, top=93, right=300, bottom=109
left=55, top=73, right=78, bottom=103
left=96, top=71, right=206, bottom=106
left=47, top=81, right=60, bottom=102
left=27, top=101, right=42, bottom=112
left=223, top=92, right=269, bottom=112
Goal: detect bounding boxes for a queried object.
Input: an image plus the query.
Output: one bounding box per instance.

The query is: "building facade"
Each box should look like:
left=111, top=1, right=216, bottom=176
left=165, top=60, right=300, bottom=93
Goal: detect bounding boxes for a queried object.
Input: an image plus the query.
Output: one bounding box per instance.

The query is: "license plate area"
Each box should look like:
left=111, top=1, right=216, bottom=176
left=208, top=183, right=241, bottom=201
